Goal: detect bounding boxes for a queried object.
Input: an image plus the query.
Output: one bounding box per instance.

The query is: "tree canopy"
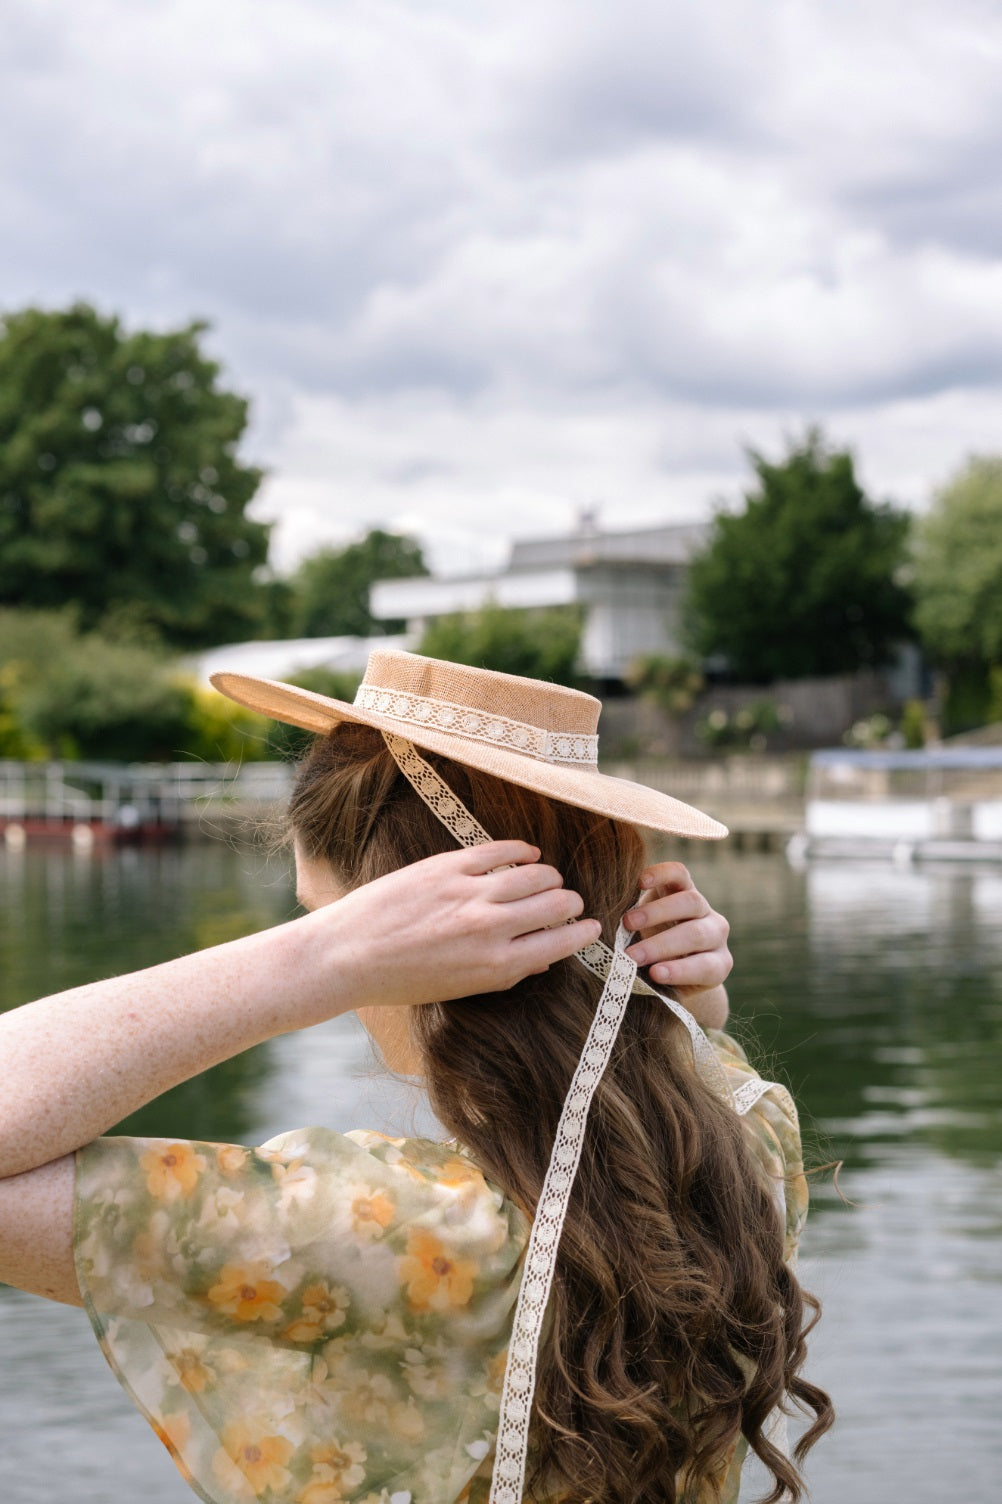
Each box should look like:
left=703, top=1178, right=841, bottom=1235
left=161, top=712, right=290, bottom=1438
left=284, top=529, right=428, bottom=638
left=685, top=429, right=913, bottom=682
left=913, top=456, right=1002, bottom=666
left=0, top=304, right=270, bottom=648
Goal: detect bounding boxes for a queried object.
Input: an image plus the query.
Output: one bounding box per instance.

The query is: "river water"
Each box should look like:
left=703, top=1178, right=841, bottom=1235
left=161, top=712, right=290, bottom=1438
left=1, top=840, right=1000, bottom=1504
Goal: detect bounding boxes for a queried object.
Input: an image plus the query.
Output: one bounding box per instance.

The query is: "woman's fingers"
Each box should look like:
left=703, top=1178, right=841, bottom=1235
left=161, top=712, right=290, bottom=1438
left=621, top=861, right=732, bottom=992
left=509, top=918, right=602, bottom=978
left=625, top=886, right=710, bottom=934
left=647, top=949, right=733, bottom=990
left=453, top=840, right=542, bottom=875
left=637, top=859, right=697, bottom=894
left=482, top=860, right=567, bottom=903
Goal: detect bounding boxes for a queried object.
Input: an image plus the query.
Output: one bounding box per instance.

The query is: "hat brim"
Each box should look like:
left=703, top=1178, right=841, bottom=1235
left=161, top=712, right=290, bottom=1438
left=211, top=672, right=728, bottom=840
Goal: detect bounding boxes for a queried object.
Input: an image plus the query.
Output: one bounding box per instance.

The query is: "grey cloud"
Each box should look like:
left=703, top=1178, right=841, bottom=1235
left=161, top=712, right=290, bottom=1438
left=844, top=144, right=1002, bottom=260
left=499, top=1, right=767, bottom=164
left=2, top=0, right=1002, bottom=429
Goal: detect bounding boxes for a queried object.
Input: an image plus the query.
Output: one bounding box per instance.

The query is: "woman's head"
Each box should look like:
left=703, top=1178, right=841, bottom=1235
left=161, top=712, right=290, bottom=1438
left=289, top=722, right=831, bottom=1504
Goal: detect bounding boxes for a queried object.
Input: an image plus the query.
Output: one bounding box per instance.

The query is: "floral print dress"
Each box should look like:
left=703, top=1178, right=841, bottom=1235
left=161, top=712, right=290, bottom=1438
left=73, top=1030, right=807, bottom=1504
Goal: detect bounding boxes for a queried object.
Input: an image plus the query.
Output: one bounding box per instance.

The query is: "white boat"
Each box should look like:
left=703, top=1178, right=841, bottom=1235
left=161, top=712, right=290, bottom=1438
left=795, top=747, right=1002, bottom=863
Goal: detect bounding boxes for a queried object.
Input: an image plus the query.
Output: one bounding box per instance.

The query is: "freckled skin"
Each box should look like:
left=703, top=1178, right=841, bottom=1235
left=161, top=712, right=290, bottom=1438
left=0, top=844, right=730, bottom=1308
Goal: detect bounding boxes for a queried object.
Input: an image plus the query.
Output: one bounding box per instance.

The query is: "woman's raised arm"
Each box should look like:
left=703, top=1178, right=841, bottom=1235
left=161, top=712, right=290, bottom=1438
left=0, top=842, right=595, bottom=1184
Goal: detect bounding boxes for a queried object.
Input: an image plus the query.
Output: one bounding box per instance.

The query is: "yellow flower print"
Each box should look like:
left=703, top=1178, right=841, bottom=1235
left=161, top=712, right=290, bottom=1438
left=468, top=1346, right=508, bottom=1412
left=131, top=1225, right=168, bottom=1284
left=207, top=1261, right=287, bottom=1323
left=439, top=1156, right=483, bottom=1191
left=382, top=1143, right=428, bottom=1183
left=401, top=1338, right=455, bottom=1400
left=360, top=1310, right=409, bottom=1351
left=392, top=1397, right=425, bottom=1442
left=151, top=1409, right=191, bottom=1457
left=283, top=1281, right=350, bottom=1343
left=220, top=1423, right=296, bottom=1497
left=140, top=1143, right=207, bottom=1202
left=397, top=1227, right=476, bottom=1312
left=341, top=1370, right=397, bottom=1427
left=168, top=1345, right=214, bottom=1394
left=216, top=1144, right=250, bottom=1177
left=296, top=1438, right=367, bottom=1503
left=350, top=1189, right=395, bottom=1240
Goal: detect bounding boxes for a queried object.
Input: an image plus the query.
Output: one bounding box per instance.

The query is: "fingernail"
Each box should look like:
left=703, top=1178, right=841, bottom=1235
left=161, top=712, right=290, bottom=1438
left=639, top=872, right=653, bottom=887
left=652, top=963, right=671, bottom=982
left=623, top=909, right=641, bottom=928
left=627, top=943, right=647, bottom=966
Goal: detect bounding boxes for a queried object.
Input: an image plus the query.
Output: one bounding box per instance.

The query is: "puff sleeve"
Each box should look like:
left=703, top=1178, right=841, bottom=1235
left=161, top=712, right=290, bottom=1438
left=707, top=1028, right=809, bottom=1265
left=74, top=1129, right=528, bottom=1504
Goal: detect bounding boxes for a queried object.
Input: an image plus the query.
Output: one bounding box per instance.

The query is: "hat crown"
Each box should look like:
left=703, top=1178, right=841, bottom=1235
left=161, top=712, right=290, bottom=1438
left=360, top=651, right=601, bottom=737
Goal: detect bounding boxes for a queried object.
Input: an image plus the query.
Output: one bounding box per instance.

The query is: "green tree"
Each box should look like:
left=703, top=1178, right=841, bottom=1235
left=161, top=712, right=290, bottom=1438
left=913, top=456, right=1002, bottom=664
left=913, top=457, right=1002, bottom=732
left=0, top=303, right=270, bottom=647
left=418, top=600, right=583, bottom=687
left=286, top=529, right=428, bottom=638
left=685, top=429, right=913, bottom=682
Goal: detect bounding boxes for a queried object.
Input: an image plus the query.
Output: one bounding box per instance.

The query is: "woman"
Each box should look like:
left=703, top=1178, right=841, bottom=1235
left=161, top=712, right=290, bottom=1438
left=0, top=651, right=831, bottom=1504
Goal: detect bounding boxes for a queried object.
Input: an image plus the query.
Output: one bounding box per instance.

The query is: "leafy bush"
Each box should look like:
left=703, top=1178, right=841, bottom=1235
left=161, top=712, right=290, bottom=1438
left=0, top=607, right=276, bottom=762
left=261, top=667, right=362, bottom=760
left=843, top=713, right=894, bottom=749
left=695, top=699, right=789, bottom=752
left=418, top=601, right=583, bottom=687
left=182, top=682, right=274, bottom=763
left=625, top=654, right=704, bottom=716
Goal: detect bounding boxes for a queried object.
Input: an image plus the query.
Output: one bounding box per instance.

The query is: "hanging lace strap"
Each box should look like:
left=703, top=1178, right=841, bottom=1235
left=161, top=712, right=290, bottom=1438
left=490, top=923, right=637, bottom=1503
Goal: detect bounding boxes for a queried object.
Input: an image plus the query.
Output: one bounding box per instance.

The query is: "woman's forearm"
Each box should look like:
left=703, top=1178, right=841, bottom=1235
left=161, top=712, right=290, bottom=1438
left=0, top=842, right=595, bottom=1181
left=0, top=916, right=343, bottom=1180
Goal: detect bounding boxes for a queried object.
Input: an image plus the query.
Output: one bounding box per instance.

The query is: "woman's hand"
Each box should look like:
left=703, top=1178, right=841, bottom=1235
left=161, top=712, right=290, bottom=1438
left=307, top=841, right=600, bottom=1018
left=621, top=861, right=732, bottom=1028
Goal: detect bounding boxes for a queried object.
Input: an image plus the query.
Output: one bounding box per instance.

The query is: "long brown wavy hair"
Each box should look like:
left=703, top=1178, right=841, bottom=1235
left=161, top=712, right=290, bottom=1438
left=289, top=722, right=833, bottom=1504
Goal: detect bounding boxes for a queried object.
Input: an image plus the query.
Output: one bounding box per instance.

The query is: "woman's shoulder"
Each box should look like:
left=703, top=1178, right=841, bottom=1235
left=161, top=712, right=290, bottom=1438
left=76, top=1124, right=529, bottom=1290
left=705, top=1028, right=808, bottom=1260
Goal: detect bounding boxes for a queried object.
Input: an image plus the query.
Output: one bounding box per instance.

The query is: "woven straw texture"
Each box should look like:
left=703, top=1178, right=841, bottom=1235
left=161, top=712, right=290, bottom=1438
left=211, top=650, right=727, bottom=839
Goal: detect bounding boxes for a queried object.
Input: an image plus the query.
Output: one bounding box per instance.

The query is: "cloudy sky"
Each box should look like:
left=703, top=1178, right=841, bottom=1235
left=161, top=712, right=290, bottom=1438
left=2, top=0, right=1000, bottom=573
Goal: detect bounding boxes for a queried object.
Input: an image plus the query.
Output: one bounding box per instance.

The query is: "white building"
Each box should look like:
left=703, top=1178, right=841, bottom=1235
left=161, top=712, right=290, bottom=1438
left=370, top=521, right=709, bottom=681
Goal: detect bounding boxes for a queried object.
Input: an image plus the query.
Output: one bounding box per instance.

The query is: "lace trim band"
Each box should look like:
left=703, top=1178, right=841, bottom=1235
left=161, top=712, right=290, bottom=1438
left=378, top=730, right=782, bottom=1503
left=356, top=685, right=599, bottom=767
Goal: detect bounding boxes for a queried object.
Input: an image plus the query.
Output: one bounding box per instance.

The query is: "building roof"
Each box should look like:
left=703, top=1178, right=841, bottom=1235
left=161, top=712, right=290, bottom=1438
left=508, top=521, right=709, bottom=570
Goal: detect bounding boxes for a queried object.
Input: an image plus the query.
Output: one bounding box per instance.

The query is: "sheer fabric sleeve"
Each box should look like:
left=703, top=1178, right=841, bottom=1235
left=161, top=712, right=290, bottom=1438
left=706, top=1029, right=809, bottom=1265
left=74, top=1128, right=528, bottom=1504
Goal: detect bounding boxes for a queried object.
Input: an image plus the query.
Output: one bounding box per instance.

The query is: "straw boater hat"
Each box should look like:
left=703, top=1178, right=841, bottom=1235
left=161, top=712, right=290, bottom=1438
left=212, top=648, right=727, bottom=840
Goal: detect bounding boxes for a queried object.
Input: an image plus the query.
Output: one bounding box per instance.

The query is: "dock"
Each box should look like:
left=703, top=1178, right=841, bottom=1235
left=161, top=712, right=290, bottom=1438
left=0, top=760, right=292, bottom=848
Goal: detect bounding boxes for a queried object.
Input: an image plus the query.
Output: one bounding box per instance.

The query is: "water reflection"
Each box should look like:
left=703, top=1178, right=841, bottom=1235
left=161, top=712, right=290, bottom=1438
left=694, top=853, right=1002, bottom=1178
left=1, top=844, right=1001, bottom=1504
left=0, top=842, right=295, bottom=1143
